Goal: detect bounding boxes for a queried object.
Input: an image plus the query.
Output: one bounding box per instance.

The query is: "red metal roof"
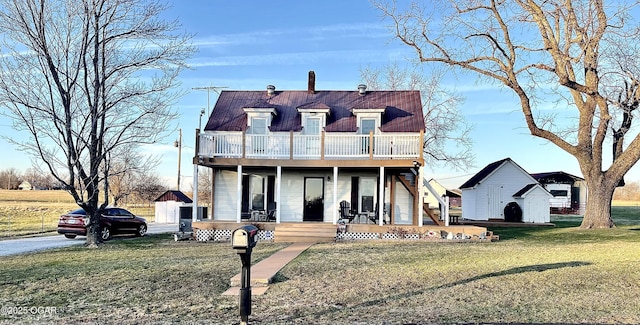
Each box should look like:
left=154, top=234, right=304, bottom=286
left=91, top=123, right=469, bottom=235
left=204, top=90, right=425, bottom=133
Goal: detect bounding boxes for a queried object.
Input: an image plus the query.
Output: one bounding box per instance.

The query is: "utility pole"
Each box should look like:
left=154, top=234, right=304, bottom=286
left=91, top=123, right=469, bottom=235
left=174, top=128, right=182, bottom=190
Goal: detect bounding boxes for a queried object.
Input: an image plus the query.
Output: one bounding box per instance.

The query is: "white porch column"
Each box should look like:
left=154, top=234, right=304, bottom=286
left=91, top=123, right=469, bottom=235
left=418, top=165, right=424, bottom=227
left=192, top=164, right=199, bottom=222
left=236, top=165, right=242, bottom=223
left=379, top=166, right=385, bottom=226
left=333, top=166, right=338, bottom=224
left=276, top=166, right=282, bottom=224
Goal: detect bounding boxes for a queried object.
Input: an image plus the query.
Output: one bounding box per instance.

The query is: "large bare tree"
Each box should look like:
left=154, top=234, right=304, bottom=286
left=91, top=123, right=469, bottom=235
left=374, top=0, right=640, bottom=228
left=361, top=63, right=474, bottom=170
left=0, top=0, right=194, bottom=245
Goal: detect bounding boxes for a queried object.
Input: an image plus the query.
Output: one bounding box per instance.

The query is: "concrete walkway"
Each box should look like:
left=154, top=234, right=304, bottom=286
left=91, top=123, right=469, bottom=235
left=222, top=242, right=315, bottom=296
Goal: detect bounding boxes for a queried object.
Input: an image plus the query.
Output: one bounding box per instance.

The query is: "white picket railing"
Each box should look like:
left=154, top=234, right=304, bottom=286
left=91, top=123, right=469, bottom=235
left=198, top=132, right=422, bottom=160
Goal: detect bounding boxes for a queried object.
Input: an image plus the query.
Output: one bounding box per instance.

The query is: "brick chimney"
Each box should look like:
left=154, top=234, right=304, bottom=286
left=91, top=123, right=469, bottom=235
left=308, top=70, right=316, bottom=94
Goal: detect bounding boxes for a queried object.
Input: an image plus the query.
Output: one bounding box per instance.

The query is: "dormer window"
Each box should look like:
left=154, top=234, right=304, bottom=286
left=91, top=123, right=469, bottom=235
left=305, top=117, right=321, bottom=135
left=297, top=102, right=330, bottom=135
left=243, top=103, right=277, bottom=134
left=360, top=118, right=376, bottom=135
left=352, top=102, right=385, bottom=135
left=251, top=117, right=267, bottom=135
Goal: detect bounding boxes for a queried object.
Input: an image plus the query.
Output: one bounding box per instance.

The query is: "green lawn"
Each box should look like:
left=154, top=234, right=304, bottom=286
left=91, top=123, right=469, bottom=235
left=1, top=211, right=639, bottom=324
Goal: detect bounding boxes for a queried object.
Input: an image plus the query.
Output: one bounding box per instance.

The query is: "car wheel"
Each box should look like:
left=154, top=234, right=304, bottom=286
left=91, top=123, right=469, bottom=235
left=100, top=227, right=111, bottom=241
left=64, top=234, right=77, bottom=239
left=136, top=224, right=147, bottom=237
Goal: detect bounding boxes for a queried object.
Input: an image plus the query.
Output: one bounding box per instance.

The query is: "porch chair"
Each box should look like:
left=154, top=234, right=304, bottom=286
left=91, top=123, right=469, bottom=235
left=339, top=200, right=356, bottom=223
left=266, top=202, right=277, bottom=222
left=368, top=202, right=387, bottom=224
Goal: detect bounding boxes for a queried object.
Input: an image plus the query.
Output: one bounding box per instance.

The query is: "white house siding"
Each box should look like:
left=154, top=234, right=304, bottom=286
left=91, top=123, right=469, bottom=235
left=213, top=169, right=384, bottom=222
left=462, top=161, right=537, bottom=221
left=394, top=179, right=413, bottom=224
left=213, top=170, right=239, bottom=221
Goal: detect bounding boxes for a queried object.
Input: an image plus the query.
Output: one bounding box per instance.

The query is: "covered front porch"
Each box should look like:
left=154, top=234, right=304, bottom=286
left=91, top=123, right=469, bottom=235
left=192, top=221, right=492, bottom=243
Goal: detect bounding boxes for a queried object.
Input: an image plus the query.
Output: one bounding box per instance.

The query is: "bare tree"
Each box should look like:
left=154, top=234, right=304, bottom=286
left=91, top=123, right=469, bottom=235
left=0, top=0, right=194, bottom=245
left=361, top=63, right=474, bottom=170
left=107, top=147, right=161, bottom=207
left=0, top=168, right=22, bottom=190
left=133, top=173, right=167, bottom=207
left=374, top=0, right=640, bottom=228
left=197, top=167, right=212, bottom=208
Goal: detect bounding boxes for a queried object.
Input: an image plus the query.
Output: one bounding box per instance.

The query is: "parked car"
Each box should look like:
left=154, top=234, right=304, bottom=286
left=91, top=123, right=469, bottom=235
left=58, top=207, right=147, bottom=240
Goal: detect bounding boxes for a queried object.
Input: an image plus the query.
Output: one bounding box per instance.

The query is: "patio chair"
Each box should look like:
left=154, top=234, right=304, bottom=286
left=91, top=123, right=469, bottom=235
left=339, top=200, right=356, bottom=223
left=368, top=202, right=386, bottom=224
left=266, top=202, right=277, bottom=222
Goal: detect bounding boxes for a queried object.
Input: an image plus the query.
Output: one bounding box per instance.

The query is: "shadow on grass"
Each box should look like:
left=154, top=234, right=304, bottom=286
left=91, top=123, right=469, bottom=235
left=431, top=261, right=591, bottom=291
left=285, top=261, right=591, bottom=322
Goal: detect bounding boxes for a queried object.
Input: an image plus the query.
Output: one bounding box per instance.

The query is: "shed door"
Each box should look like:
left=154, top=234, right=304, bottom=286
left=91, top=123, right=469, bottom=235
left=487, top=185, right=503, bottom=219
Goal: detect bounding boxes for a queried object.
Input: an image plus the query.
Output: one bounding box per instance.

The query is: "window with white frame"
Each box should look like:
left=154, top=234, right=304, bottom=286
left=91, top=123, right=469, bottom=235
left=305, top=117, right=321, bottom=135
left=360, top=118, right=376, bottom=135
left=251, top=117, right=267, bottom=134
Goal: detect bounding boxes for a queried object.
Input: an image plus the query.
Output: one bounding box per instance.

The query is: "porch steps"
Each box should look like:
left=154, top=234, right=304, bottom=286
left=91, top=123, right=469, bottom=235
left=423, top=203, right=444, bottom=226
left=396, top=173, right=444, bottom=226
left=274, top=223, right=337, bottom=243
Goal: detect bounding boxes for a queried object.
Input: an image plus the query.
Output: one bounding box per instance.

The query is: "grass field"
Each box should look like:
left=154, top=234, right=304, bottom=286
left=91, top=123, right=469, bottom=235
left=0, top=190, right=155, bottom=238
left=0, top=207, right=639, bottom=324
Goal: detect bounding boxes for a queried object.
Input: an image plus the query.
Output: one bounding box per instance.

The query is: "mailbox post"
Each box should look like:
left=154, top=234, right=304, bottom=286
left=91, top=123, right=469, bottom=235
left=231, top=225, right=258, bottom=325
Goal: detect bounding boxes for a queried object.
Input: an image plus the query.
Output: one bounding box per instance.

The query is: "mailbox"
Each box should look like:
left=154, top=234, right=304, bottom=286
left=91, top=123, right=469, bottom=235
left=232, top=225, right=259, bottom=324
left=232, top=225, right=258, bottom=250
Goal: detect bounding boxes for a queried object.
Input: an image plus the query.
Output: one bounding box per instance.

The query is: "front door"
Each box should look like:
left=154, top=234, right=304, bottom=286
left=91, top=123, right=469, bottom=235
left=303, top=177, right=324, bottom=221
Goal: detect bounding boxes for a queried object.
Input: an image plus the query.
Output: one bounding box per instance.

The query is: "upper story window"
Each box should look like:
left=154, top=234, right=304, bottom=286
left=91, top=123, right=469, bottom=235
left=360, top=118, right=376, bottom=135
left=352, top=106, right=385, bottom=135
left=251, top=117, right=267, bottom=135
left=305, top=117, right=321, bottom=135
left=297, top=103, right=330, bottom=135
left=243, top=105, right=277, bottom=134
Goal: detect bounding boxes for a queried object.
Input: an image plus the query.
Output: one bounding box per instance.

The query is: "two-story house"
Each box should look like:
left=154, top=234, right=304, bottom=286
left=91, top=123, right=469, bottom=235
left=190, top=72, right=460, bottom=241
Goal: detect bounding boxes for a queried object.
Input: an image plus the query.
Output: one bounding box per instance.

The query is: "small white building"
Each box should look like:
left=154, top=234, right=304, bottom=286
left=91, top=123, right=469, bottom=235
left=460, top=158, right=551, bottom=223
left=512, top=183, right=552, bottom=223
left=154, top=190, right=193, bottom=223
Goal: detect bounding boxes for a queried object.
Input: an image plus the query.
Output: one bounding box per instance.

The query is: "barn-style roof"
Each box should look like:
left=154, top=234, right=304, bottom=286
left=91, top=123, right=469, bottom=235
left=154, top=190, right=193, bottom=203
left=204, top=89, right=425, bottom=133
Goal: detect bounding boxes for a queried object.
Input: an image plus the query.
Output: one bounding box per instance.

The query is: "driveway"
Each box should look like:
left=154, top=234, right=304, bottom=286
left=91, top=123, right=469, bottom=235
left=0, top=223, right=177, bottom=257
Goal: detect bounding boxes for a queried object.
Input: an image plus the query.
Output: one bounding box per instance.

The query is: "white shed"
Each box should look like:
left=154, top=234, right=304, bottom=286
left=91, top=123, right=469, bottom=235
left=154, top=190, right=193, bottom=223
left=460, top=158, right=551, bottom=223
left=513, top=183, right=552, bottom=223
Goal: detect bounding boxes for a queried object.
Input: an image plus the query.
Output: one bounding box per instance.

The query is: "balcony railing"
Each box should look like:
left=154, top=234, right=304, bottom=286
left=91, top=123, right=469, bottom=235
left=198, top=131, right=423, bottom=160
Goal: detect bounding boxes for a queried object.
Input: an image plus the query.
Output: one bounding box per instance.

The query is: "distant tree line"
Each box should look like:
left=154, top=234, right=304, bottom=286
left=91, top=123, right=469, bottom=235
left=613, top=182, right=640, bottom=202
left=0, top=166, right=168, bottom=206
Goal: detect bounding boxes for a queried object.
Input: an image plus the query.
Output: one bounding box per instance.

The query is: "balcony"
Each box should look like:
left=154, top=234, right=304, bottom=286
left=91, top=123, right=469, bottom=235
left=198, top=131, right=423, bottom=161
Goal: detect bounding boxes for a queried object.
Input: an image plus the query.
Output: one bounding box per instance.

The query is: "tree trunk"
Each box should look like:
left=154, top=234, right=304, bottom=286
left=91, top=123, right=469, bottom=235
left=85, top=211, right=103, bottom=247
left=580, top=179, right=616, bottom=229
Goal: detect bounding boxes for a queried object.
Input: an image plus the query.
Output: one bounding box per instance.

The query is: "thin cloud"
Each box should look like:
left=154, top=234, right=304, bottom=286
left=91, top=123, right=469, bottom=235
left=188, top=48, right=407, bottom=68
left=192, top=23, right=389, bottom=48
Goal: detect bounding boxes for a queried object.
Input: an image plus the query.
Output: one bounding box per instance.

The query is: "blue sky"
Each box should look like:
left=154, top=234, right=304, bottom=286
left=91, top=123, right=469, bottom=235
left=1, top=0, right=636, bottom=190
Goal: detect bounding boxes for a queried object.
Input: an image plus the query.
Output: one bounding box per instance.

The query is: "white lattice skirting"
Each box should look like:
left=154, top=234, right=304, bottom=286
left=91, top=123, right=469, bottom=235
left=195, top=229, right=274, bottom=242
